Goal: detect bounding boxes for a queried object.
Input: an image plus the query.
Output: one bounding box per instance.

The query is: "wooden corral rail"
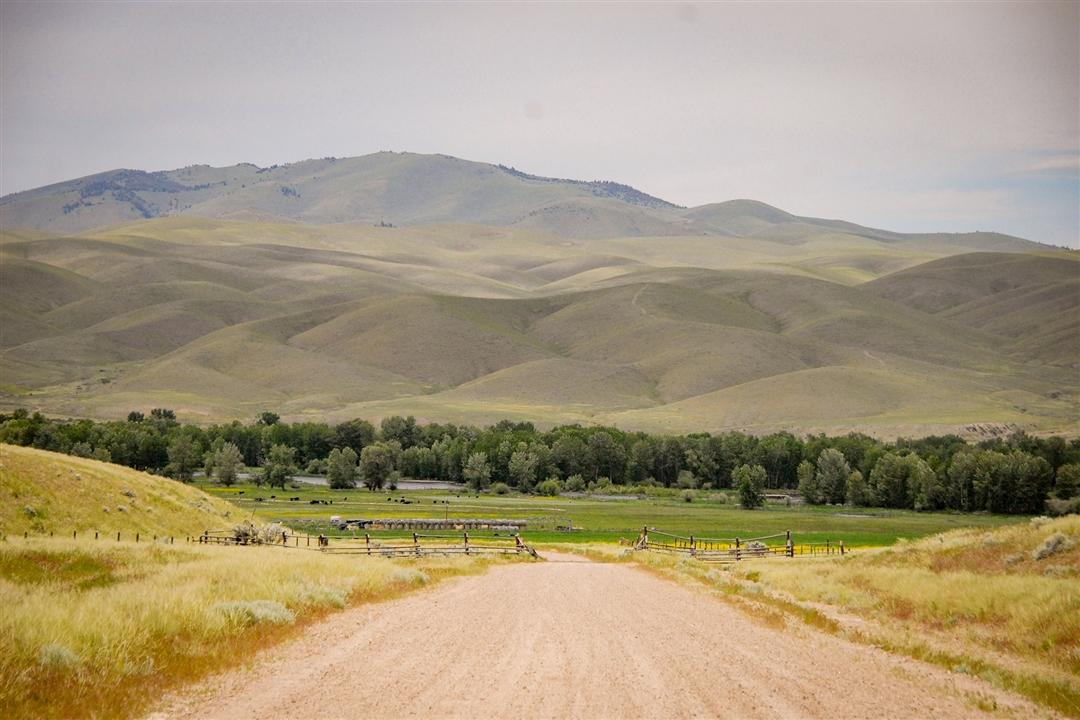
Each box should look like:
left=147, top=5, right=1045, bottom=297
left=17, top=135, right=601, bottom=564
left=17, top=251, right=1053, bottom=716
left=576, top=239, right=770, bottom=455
left=345, top=518, right=528, bottom=532
left=633, top=527, right=844, bottom=562
left=198, top=529, right=539, bottom=559
left=319, top=531, right=539, bottom=558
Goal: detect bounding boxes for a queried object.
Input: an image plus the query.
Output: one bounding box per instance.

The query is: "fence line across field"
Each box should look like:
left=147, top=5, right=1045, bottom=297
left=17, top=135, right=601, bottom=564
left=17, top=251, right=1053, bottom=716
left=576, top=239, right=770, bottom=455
left=197, top=528, right=539, bottom=558
left=634, top=526, right=845, bottom=561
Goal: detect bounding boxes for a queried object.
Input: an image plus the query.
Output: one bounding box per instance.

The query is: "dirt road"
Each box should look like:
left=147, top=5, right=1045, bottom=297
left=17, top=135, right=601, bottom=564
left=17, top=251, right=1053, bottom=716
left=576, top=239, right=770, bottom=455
left=152, top=553, right=1040, bottom=720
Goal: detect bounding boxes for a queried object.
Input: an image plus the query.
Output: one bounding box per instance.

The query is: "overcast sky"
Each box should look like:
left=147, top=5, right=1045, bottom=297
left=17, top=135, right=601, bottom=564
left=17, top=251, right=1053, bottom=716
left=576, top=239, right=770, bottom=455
left=2, top=2, right=1077, bottom=245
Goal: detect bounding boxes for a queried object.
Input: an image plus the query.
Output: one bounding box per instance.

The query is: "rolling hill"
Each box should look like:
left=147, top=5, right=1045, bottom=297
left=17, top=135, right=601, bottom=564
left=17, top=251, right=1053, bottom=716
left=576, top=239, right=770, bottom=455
left=0, top=154, right=1075, bottom=437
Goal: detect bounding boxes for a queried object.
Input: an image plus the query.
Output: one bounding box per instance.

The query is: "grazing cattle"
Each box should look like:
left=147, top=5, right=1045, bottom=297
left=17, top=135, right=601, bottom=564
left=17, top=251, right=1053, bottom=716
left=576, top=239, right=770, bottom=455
left=309, top=499, right=320, bottom=505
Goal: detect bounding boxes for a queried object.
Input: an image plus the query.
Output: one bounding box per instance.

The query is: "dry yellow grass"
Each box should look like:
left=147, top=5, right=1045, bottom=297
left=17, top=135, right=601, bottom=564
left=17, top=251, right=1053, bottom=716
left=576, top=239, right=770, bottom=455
left=0, top=445, right=237, bottom=537
left=615, top=515, right=1080, bottom=716
left=0, top=537, right=502, bottom=720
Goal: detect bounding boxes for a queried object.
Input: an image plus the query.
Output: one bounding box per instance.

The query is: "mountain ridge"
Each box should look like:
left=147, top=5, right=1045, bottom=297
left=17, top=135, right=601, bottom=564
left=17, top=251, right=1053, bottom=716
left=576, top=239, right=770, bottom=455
left=0, top=152, right=1048, bottom=250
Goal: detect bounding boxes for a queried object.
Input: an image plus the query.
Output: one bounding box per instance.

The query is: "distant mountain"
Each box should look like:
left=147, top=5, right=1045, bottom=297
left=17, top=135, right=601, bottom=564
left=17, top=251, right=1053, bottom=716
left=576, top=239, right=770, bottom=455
left=0, top=152, right=1047, bottom=251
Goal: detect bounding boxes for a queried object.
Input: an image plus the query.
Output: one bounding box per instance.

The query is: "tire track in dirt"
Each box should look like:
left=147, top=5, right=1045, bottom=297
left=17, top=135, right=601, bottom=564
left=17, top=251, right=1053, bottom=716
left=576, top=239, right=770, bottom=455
left=150, top=553, right=1048, bottom=720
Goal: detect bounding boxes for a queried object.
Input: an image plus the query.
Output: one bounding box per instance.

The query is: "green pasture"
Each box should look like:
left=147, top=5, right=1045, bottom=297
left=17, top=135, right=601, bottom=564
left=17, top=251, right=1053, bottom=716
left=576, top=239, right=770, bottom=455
left=196, top=480, right=1025, bottom=547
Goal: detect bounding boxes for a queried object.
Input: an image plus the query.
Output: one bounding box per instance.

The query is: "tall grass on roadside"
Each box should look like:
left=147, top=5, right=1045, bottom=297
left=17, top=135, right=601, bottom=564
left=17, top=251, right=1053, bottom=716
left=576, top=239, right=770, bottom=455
left=618, top=515, right=1080, bottom=717
left=0, top=537, right=498, bottom=720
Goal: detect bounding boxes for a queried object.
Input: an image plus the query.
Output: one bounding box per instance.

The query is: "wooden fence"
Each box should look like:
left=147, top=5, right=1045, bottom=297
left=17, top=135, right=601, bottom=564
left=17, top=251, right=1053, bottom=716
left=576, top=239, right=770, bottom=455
left=197, top=529, right=539, bottom=558
left=12, top=529, right=180, bottom=544
left=633, top=527, right=844, bottom=562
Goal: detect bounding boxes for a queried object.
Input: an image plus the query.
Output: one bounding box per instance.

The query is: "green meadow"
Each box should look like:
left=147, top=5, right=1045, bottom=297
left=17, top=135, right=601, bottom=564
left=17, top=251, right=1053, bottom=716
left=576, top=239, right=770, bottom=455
left=196, top=479, right=1025, bottom=547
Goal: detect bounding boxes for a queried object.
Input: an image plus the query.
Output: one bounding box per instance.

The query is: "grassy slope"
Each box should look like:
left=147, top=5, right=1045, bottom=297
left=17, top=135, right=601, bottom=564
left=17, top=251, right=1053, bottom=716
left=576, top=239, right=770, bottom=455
left=865, top=252, right=1080, bottom=367
left=0, top=445, right=237, bottom=537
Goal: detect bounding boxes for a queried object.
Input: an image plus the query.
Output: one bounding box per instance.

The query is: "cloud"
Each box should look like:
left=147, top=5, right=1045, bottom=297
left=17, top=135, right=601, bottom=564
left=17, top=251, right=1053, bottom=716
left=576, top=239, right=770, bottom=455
left=1015, top=154, right=1080, bottom=175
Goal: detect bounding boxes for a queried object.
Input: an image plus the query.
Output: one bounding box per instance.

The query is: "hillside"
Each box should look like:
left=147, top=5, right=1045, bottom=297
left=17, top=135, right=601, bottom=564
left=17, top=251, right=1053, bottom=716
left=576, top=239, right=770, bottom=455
left=0, top=444, right=236, bottom=536
left=0, top=215, right=1074, bottom=437
left=865, top=252, right=1080, bottom=367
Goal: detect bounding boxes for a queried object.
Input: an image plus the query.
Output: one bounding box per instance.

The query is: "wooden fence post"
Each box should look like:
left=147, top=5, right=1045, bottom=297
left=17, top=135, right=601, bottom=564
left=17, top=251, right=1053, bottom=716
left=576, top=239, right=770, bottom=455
left=689, top=535, right=696, bottom=558
left=135, top=533, right=139, bottom=543
left=735, top=536, right=740, bottom=561
left=365, top=533, right=371, bottom=555
left=413, top=532, right=420, bottom=556
left=117, top=532, right=121, bottom=542
left=840, top=540, right=845, bottom=556
left=464, top=531, right=469, bottom=555
left=73, top=530, right=77, bottom=540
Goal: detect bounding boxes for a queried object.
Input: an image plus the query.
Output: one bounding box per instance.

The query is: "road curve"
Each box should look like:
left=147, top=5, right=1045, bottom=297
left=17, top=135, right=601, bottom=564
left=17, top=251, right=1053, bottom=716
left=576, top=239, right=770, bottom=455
left=150, top=552, right=1031, bottom=720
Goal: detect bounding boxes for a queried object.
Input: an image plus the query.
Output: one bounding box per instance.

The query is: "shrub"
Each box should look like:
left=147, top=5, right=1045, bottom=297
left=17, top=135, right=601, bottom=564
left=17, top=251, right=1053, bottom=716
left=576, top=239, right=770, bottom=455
left=564, top=474, right=586, bottom=492
left=1047, top=496, right=1080, bottom=516
left=38, top=643, right=81, bottom=669
left=213, top=600, right=295, bottom=626
left=676, top=470, right=698, bottom=489
left=1032, top=533, right=1074, bottom=561
left=389, top=567, right=428, bottom=585
left=232, top=522, right=258, bottom=544
left=682, top=489, right=695, bottom=503
left=535, top=478, right=563, bottom=496
left=257, top=522, right=288, bottom=545
left=490, top=482, right=510, bottom=495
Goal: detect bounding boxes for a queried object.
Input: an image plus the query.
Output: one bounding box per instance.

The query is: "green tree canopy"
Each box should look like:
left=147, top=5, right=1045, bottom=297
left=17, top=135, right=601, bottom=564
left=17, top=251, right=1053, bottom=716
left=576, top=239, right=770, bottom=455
left=463, top=451, right=492, bottom=491
left=360, top=443, right=395, bottom=491
left=261, top=444, right=297, bottom=489
left=326, top=446, right=358, bottom=489
left=733, top=463, right=766, bottom=509
left=213, top=442, right=244, bottom=487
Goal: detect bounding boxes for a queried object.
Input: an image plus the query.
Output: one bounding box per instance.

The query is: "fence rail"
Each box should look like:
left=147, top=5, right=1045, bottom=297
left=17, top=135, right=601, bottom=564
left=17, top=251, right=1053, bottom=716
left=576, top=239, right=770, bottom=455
left=198, top=529, right=539, bottom=558
left=633, top=527, right=844, bottom=562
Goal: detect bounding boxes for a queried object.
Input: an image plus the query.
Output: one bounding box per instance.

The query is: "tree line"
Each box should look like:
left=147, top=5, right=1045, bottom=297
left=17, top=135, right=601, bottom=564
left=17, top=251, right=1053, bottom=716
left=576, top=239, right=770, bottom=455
left=1, top=408, right=1077, bottom=515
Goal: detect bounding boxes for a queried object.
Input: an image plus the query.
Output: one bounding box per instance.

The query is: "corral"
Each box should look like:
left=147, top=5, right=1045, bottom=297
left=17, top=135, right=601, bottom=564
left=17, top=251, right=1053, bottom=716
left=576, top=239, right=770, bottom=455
left=633, top=527, right=845, bottom=561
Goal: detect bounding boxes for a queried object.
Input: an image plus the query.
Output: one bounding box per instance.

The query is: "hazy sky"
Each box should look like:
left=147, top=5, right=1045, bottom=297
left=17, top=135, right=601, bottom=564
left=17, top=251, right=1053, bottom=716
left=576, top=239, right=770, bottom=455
left=2, top=2, right=1077, bottom=245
